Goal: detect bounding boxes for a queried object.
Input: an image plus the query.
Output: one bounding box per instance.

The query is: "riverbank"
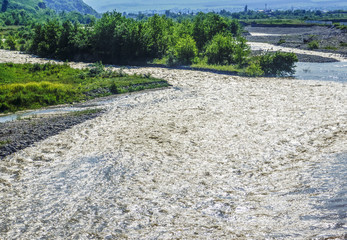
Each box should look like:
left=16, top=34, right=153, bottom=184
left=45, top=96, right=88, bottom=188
left=248, top=41, right=347, bottom=62
left=0, top=109, right=104, bottom=159
left=245, top=25, right=347, bottom=61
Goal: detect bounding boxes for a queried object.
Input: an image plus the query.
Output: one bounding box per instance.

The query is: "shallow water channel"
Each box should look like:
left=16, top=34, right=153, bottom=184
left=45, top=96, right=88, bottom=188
left=0, top=66, right=346, bottom=239
left=295, top=62, right=347, bottom=82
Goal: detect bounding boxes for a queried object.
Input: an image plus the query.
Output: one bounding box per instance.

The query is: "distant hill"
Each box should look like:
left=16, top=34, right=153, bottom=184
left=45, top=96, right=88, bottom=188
left=1, top=0, right=46, bottom=13
left=43, top=0, right=100, bottom=16
left=1, top=0, right=99, bottom=16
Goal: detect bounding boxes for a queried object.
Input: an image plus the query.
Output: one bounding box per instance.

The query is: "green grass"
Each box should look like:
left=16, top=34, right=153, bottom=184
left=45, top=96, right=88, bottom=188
left=308, top=40, right=319, bottom=50
left=324, top=46, right=338, bottom=50
left=0, top=62, right=169, bottom=113
left=151, top=57, right=241, bottom=74
left=191, top=62, right=240, bottom=73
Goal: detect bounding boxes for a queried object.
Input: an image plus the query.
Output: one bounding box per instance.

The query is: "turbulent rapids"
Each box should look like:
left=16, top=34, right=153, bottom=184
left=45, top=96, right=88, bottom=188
left=0, top=50, right=347, bottom=239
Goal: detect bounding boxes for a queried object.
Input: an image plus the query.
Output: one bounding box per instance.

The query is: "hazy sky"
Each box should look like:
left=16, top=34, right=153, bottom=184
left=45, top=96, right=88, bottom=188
left=83, top=0, right=347, bottom=13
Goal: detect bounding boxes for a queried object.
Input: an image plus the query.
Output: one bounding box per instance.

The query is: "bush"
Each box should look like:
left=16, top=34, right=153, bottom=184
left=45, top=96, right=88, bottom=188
left=173, top=35, right=198, bottom=65
left=5, top=35, right=16, bottom=50
left=308, top=40, right=319, bottom=50
left=258, top=51, right=298, bottom=77
left=165, top=49, right=179, bottom=66
left=278, top=39, right=286, bottom=45
left=109, top=81, right=118, bottom=94
left=88, top=61, right=105, bottom=77
left=244, top=62, right=264, bottom=77
left=0, top=81, right=76, bottom=112
left=205, top=33, right=250, bottom=65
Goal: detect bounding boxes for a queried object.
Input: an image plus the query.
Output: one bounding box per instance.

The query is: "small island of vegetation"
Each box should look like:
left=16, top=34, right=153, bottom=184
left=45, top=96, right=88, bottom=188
left=0, top=62, right=168, bottom=113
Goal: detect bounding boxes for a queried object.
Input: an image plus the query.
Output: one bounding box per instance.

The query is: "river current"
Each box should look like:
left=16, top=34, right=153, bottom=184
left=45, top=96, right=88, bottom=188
left=0, top=52, right=347, bottom=238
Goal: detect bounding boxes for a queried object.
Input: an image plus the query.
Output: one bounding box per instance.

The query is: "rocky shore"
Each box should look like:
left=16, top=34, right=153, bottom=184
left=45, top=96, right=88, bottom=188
left=0, top=110, right=104, bottom=159
left=251, top=49, right=339, bottom=62
left=245, top=25, right=347, bottom=62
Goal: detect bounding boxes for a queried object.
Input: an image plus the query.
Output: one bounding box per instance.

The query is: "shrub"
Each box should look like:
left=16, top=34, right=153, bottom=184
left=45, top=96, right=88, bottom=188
left=173, top=35, right=198, bottom=65
left=5, top=35, right=16, bottom=50
left=324, top=46, right=338, bottom=50
left=258, top=51, right=298, bottom=77
left=244, top=62, right=264, bottom=77
left=88, top=61, right=105, bottom=77
left=308, top=40, right=319, bottom=50
left=205, top=33, right=250, bottom=65
left=165, top=49, right=179, bottom=66
left=278, top=39, right=286, bottom=45
left=109, top=81, right=118, bottom=94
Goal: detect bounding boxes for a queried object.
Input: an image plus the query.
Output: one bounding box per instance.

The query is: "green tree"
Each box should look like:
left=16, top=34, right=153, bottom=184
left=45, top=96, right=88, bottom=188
left=56, top=20, right=77, bottom=60
left=259, top=52, right=298, bottom=76
left=172, top=35, right=198, bottom=65
left=1, top=0, right=9, bottom=12
left=92, top=11, right=123, bottom=62
left=5, top=35, right=16, bottom=50
left=145, top=14, right=172, bottom=58
left=192, top=13, right=241, bottom=51
left=30, top=20, right=62, bottom=57
left=205, top=33, right=249, bottom=65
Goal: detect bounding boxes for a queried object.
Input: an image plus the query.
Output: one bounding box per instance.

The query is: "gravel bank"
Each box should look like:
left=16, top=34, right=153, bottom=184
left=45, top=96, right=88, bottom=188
left=0, top=110, right=104, bottom=159
left=251, top=49, right=339, bottom=62
left=245, top=25, right=347, bottom=62
left=248, top=41, right=347, bottom=62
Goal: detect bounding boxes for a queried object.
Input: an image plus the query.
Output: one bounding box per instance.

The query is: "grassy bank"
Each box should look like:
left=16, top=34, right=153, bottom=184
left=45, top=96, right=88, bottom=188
left=0, top=62, right=169, bottom=113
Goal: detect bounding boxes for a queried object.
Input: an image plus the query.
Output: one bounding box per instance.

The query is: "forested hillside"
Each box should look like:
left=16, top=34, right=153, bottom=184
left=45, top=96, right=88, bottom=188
left=43, top=0, right=99, bottom=17
left=0, top=0, right=99, bottom=16
left=1, top=0, right=46, bottom=13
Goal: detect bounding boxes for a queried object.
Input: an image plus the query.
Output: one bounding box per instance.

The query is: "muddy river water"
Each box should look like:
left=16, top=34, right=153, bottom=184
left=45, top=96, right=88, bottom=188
left=0, top=50, right=347, bottom=239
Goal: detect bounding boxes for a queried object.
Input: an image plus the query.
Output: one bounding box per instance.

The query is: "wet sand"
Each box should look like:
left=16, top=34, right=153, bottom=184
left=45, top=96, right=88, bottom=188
left=0, top=50, right=347, bottom=239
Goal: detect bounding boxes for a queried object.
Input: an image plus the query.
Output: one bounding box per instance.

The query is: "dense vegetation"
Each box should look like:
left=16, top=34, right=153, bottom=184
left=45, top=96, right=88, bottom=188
left=1, top=1, right=302, bottom=78
left=28, top=12, right=244, bottom=64
left=0, top=0, right=99, bottom=16
left=0, top=10, right=298, bottom=77
left=0, top=0, right=98, bottom=27
left=26, top=11, right=298, bottom=77
left=0, top=62, right=168, bottom=112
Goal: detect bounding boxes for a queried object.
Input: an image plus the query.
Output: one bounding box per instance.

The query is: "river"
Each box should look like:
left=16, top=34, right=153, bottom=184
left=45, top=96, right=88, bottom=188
left=0, top=51, right=347, bottom=239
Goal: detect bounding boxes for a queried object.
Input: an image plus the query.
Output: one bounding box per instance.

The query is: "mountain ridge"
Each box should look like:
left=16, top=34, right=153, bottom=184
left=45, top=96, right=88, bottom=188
left=44, top=0, right=99, bottom=16
left=0, top=0, right=99, bottom=16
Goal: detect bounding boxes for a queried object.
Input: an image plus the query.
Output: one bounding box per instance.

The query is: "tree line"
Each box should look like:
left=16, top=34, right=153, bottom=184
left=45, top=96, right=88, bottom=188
left=29, top=12, right=249, bottom=65
left=1, top=10, right=298, bottom=77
